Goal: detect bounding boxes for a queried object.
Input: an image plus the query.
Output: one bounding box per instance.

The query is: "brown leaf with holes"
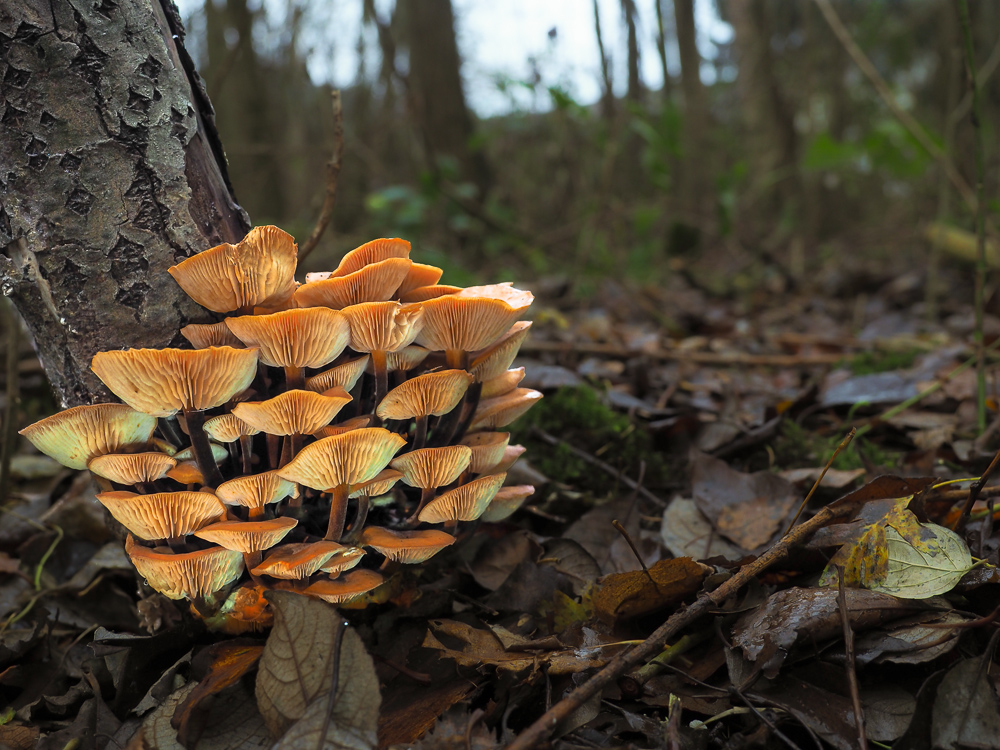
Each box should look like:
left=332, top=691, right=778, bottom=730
left=593, top=557, right=709, bottom=623
left=255, top=590, right=379, bottom=747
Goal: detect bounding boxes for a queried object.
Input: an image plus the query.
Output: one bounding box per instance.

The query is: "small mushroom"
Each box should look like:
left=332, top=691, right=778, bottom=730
left=293, top=257, right=412, bottom=309
left=329, top=237, right=410, bottom=277
left=468, top=322, right=532, bottom=383
left=399, top=284, right=463, bottom=304
left=360, top=527, right=455, bottom=564
left=480, top=485, right=535, bottom=522
left=97, top=490, right=226, bottom=543
left=277, top=428, right=406, bottom=541
left=180, top=322, right=245, bottom=349
left=303, top=568, right=385, bottom=604
left=91, top=346, right=259, bottom=486
left=251, top=541, right=360, bottom=579
left=305, top=355, right=370, bottom=394
left=19, top=404, right=158, bottom=471
left=203, top=414, right=260, bottom=474
left=396, top=263, right=444, bottom=298
left=480, top=367, right=526, bottom=399
left=88, top=452, right=177, bottom=493
left=391, top=445, right=471, bottom=523
left=377, top=369, right=472, bottom=448
left=194, top=517, right=298, bottom=570
left=418, top=472, right=506, bottom=526
left=225, top=307, right=350, bottom=390
left=470, top=388, right=543, bottom=431
left=215, top=471, right=297, bottom=520
left=458, top=432, right=511, bottom=475
left=339, top=301, right=424, bottom=406
left=345, top=468, right=403, bottom=541
left=127, top=538, right=244, bottom=601
left=168, top=225, right=298, bottom=314
left=233, top=389, right=352, bottom=463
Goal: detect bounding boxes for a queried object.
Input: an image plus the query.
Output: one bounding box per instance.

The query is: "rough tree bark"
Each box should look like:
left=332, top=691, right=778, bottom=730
left=0, top=0, right=250, bottom=408
left=673, top=0, right=709, bottom=217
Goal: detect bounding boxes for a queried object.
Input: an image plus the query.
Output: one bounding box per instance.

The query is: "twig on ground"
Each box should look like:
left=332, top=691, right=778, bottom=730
left=956, top=443, right=1000, bottom=532
left=504, top=495, right=858, bottom=749
left=785, top=428, right=856, bottom=533
left=957, top=0, right=988, bottom=433
left=837, top=567, right=868, bottom=750
left=298, top=89, right=344, bottom=263
left=813, top=0, right=976, bottom=212
left=529, top=427, right=667, bottom=507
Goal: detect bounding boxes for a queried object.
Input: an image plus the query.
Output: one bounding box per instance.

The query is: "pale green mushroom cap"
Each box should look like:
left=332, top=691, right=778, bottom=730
left=19, top=404, right=157, bottom=470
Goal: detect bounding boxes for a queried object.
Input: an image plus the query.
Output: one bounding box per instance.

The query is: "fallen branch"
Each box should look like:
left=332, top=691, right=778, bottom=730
left=298, top=89, right=344, bottom=263
left=505, top=491, right=860, bottom=749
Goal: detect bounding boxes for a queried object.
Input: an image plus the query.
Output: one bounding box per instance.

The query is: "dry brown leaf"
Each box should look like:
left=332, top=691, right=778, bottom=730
left=593, top=557, right=709, bottom=623
left=255, top=590, right=380, bottom=746
left=141, top=680, right=270, bottom=750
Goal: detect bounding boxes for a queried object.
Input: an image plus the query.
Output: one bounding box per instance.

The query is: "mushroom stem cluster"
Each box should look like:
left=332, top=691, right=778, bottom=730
left=20, top=227, right=542, bottom=627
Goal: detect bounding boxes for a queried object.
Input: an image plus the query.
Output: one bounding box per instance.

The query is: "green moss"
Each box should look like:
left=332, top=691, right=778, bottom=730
left=510, top=386, right=670, bottom=496
left=844, top=347, right=922, bottom=375
left=772, top=420, right=899, bottom=472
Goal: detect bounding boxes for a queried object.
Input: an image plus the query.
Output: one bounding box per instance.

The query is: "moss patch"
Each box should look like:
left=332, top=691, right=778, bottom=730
left=844, top=347, right=922, bottom=375
left=510, top=386, right=669, bottom=496
left=772, top=420, right=899, bottom=472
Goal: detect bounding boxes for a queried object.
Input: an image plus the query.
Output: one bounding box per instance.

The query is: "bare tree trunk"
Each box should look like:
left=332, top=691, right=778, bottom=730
left=397, top=0, right=491, bottom=196
left=0, top=0, right=250, bottom=408
left=729, top=0, right=799, bottom=227
left=673, top=0, right=708, bottom=218
left=655, top=0, right=673, bottom=99
left=593, top=0, right=615, bottom=121
left=622, top=0, right=643, bottom=103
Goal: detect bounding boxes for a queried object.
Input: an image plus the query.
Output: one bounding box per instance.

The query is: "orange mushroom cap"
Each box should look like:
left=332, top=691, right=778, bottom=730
left=390, top=446, right=471, bottom=489
left=293, top=257, right=412, bottom=309
left=168, top=225, right=298, bottom=313
left=330, top=238, right=410, bottom=277
left=88, top=452, right=177, bottom=485
left=232, top=389, right=352, bottom=436
left=459, top=432, right=511, bottom=474
left=19, top=404, right=157, bottom=470
left=225, top=307, right=350, bottom=370
left=480, top=367, right=526, bottom=399
left=203, top=413, right=261, bottom=443
left=97, top=490, right=225, bottom=540
left=166, top=460, right=205, bottom=485
left=305, top=355, right=370, bottom=393
left=349, top=468, right=403, bottom=498
left=303, top=569, right=384, bottom=604
left=384, top=346, right=431, bottom=373
left=376, top=369, right=473, bottom=421
left=251, top=541, right=358, bottom=579
left=91, top=347, right=258, bottom=417
left=340, top=301, right=424, bottom=353
left=468, top=322, right=532, bottom=383
left=399, top=284, right=463, bottom=304
left=128, top=540, right=244, bottom=600
left=276, top=427, right=407, bottom=491
left=396, top=263, right=444, bottom=298
left=360, top=527, right=455, bottom=563
left=318, top=546, right=367, bottom=575
left=418, top=472, right=506, bottom=523
left=180, top=322, right=245, bottom=350
left=470, top=388, right=543, bottom=430
left=493, top=444, right=527, bottom=474
left=415, top=284, right=533, bottom=353
left=314, top=415, right=375, bottom=438
left=480, top=485, right=535, bottom=522
left=194, top=517, right=298, bottom=553
left=215, top=470, right=297, bottom=510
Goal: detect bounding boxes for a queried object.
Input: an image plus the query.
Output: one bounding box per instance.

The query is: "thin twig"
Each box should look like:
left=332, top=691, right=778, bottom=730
left=504, top=496, right=858, bottom=749
left=785, top=428, right=856, bottom=533
left=837, top=567, right=868, bottom=750
left=812, top=0, right=976, bottom=212
left=298, top=89, right=345, bottom=263
left=956, top=444, right=1000, bottom=531
left=530, top=427, right=667, bottom=507
left=957, top=0, right=988, bottom=433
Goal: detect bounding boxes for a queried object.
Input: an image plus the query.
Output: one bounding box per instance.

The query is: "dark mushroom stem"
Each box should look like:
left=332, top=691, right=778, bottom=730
left=343, top=496, right=370, bottom=544
left=284, top=366, right=305, bottom=391
left=244, top=551, right=262, bottom=574
left=448, top=381, right=483, bottom=444
left=371, top=350, right=389, bottom=409
left=240, top=435, right=254, bottom=474
left=445, top=349, right=468, bottom=370
left=157, top=417, right=185, bottom=449
left=402, top=486, right=436, bottom=528
left=413, top=414, right=429, bottom=450
left=266, top=433, right=281, bottom=470
left=325, top=484, right=350, bottom=541
left=183, top=409, right=224, bottom=487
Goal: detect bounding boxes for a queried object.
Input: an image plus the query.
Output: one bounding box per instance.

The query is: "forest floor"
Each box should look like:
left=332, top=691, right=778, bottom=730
left=3, top=237, right=1000, bottom=749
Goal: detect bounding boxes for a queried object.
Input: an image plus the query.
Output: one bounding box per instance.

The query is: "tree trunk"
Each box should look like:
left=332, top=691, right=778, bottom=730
left=622, top=0, right=643, bottom=103
left=398, top=0, right=491, bottom=196
left=0, top=0, right=250, bottom=408
left=593, top=0, right=615, bottom=121
left=673, top=0, right=709, bottom=218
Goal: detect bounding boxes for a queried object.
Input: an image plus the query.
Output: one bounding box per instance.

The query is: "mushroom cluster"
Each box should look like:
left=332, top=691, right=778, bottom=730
left=20, top=227, right=540, bottom=626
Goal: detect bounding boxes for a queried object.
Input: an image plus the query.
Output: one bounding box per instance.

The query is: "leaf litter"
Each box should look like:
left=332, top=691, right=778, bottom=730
left=7, top=272, right=1000, bottom=749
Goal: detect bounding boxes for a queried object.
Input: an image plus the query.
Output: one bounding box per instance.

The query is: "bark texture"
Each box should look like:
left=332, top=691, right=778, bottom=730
left=0, top=0, right=249, bottom=408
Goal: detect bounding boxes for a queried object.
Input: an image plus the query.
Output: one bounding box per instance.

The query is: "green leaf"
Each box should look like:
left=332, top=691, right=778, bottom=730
left=870, top=524, right=972, bottom=599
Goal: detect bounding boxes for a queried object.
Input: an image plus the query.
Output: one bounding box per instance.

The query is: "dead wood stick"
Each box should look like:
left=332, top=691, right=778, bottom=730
left=520, top=340, right=842, bottom=367
left=529, top=427, right=667, bottom=507
left=813, top=0, right=976, bottom=212
left=298, top=89, right=344, bottom=263
left=957, top=442, right=1000, bottom=531
left=504, top=500, right=853, bottom=750
left=837, top=567, right=868, bottom=750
